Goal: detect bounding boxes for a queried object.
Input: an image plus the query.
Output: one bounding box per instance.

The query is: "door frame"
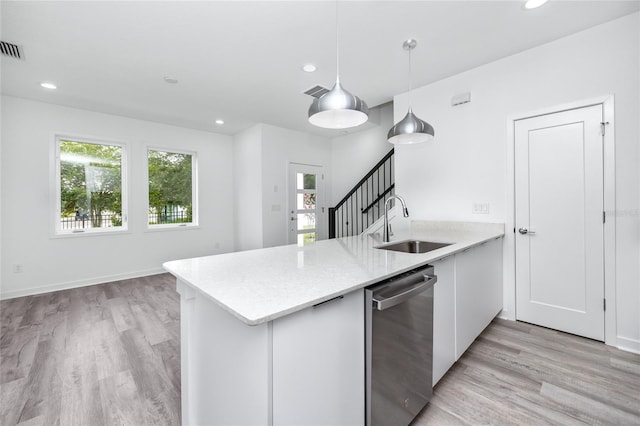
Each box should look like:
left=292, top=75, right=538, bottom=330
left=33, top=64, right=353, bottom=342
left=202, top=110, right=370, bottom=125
left=504, top=95, right=616, bottom=347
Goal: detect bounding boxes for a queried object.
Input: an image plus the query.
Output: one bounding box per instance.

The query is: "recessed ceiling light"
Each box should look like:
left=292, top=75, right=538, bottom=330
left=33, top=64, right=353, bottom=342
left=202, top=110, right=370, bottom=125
left=40, top=82, right=57, bottom=90
left=524, top=0, right=548, bottom=9
left=215, top=119, right=224, bottom=125
left=302, top=64, right=317, bottom=73
left=163, top=76, right=179, bottom=84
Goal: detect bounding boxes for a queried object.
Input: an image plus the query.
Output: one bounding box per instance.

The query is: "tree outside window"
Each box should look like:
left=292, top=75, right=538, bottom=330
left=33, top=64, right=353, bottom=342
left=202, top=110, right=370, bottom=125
left=58, top=139, right=125, bottom=233
left=147, top=149, right=195, bottom=226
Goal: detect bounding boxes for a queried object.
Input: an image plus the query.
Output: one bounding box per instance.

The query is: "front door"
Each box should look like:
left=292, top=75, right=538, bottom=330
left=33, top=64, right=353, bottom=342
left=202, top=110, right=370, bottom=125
left=515, top=104, right=604, bottom=341
left=288, top=163, right=323, bottom=245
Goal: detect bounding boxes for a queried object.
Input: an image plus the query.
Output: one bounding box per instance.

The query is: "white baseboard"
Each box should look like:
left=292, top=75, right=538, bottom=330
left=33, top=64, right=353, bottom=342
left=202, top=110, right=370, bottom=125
left=496, top=313, right=640, bottom=355
left=0, top=267, right=166, bottom=300
left=616, top=336, right=640, bottom=354
left=497, top=309, right=515, bottom=321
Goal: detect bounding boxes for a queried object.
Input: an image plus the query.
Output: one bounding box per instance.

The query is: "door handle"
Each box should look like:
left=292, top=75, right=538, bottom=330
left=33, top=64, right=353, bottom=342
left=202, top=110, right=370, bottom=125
left=372, top=274, right=437, bottom=311
left=518, top=227, right=536, bottom=235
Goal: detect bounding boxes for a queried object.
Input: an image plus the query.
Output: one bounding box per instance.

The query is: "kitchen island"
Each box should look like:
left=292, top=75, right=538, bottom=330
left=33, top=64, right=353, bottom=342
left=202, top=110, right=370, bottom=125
left=164, top=221, right=504, bottom=425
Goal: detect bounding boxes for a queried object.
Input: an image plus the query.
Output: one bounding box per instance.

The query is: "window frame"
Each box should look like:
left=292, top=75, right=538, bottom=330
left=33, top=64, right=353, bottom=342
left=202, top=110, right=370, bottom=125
left=51, top=133, right=129, bottom=237
left=145, top=146, right=198, bottom=231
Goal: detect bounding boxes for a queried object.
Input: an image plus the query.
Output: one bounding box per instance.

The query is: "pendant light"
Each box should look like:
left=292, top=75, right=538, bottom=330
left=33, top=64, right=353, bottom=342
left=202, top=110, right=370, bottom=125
left=308, top=1, right=368, bottom=129
left=387, top=39, right=435, bottom=144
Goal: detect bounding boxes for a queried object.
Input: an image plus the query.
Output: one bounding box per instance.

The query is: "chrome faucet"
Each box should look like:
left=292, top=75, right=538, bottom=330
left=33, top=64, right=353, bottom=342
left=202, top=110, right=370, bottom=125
left=383, top=195, right=409, bottom=243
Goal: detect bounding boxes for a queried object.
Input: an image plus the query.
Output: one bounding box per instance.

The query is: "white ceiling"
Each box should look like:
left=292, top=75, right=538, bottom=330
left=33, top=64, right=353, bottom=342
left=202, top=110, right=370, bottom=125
left=2, top=1, right=638, bottom=137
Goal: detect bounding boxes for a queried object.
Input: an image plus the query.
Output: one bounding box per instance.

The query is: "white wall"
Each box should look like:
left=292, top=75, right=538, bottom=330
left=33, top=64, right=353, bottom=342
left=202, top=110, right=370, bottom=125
left=330, top=103, right=394, bottom=206
left=1, top=96, right=235, bottom=299
left=233, top=125, right=263, bottom=251
left=261, top=124, right=332, bottom=248
left=394, top=13, right=640, bottom=349
left=233, top=123, right=332, bottom=250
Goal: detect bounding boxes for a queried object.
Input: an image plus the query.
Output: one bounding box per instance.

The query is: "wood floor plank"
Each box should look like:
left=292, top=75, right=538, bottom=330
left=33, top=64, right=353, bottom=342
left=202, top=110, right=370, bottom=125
left=18, top=296, right=48, bottom=328
left=106, top=297, right=136, bottom=334
left=0, top=377, right=27, bottom=425
left=153, top=339, right=181, bottom=392
left=92, top=319, right=132, bottom=382
left=15, top=339, right=63, bottom=424
left=610, top=356, right=640, bottom=376
left=60, top=328, right=103, bottom=426
left=130, top=303, right=171, bottom=346
left=98, top=369, right=149, bottom=426
left=458, top=353, right=587, bottom=425
left=413, top=401, right=467, bottom=426
left=15, top=414, right=44, bottom=426
left=482, top=325, right=640, bottom=393
left=540, top=382, right=640, bottom=425
left=0, top=325, right=39, bottom=384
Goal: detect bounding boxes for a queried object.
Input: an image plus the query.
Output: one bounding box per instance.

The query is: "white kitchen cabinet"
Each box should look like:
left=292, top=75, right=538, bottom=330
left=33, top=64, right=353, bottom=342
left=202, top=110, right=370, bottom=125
left=272, top=289, right=365, bottom=426
left=455, top=238, right=503, bottom=359
left=431, top=255, right=456, bottom=386
left=178, top=283, right=364, bottom=426
left=178, top=282, right=271, bottom=426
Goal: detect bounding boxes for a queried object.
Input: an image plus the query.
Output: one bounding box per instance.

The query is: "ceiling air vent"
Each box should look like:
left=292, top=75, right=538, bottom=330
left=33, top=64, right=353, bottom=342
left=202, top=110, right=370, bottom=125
left=1, top=41, right=24, bottom=60
left=303, top=85, right=329, bottom=99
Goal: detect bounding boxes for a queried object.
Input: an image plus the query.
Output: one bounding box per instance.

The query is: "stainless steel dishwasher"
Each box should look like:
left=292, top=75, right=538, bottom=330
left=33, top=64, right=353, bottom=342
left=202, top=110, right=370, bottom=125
left=365, top=265, right=437, bottom=426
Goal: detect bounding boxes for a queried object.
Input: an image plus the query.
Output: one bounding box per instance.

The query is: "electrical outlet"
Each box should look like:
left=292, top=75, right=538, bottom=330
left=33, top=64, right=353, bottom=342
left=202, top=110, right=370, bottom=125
left=12, top=264, right=23, bottom=273
left=472, top=202, right=490, bottom=214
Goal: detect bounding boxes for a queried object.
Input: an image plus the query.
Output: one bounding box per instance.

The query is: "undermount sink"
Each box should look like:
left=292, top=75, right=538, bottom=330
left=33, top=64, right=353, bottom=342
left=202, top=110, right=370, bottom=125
left=375, top=239, right=452, bottom=254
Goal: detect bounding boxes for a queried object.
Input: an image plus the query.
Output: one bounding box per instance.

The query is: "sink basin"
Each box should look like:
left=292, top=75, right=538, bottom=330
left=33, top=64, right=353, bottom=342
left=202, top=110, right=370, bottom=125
left=375, top=240, right=452, bottom=254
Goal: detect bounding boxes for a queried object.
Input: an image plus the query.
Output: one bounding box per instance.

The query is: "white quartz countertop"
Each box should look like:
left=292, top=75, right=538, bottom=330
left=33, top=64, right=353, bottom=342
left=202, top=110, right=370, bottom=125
left=163, top=221, right=504, bottom=325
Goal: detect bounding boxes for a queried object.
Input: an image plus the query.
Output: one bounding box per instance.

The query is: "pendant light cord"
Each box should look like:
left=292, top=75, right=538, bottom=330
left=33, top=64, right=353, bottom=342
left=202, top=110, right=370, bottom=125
left=335, top=0, right=340, bottom=81
left=407, top=45, right=412, bottom=109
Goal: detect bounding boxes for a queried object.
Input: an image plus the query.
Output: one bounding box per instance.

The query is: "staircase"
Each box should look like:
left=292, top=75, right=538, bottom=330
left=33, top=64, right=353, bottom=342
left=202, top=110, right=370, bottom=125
left=329, top=149, right=395, bottom=238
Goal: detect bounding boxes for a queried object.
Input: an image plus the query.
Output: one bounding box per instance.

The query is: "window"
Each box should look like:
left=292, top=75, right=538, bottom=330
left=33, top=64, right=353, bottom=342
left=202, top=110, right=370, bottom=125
left=55, top=136, right=127, bottom=234
left=147, top=148, right=196, bottom=227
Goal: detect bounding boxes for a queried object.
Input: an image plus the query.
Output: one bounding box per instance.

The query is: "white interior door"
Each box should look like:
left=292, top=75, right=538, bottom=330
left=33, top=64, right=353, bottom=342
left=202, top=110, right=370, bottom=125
left=288, top=163, right=323, bottom=245
left=515, top=104, right=604, bottom=341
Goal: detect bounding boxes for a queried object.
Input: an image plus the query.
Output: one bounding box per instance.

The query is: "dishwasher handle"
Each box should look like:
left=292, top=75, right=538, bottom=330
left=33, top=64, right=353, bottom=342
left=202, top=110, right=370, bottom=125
left=372, top=274, right=437, bottom=311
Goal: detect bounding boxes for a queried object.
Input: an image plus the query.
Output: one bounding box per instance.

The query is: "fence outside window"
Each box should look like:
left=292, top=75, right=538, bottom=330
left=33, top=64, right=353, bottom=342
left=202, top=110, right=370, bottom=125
left=60, top=213, right=121, bottom=230
left=148, top=209, right=191, bottom=225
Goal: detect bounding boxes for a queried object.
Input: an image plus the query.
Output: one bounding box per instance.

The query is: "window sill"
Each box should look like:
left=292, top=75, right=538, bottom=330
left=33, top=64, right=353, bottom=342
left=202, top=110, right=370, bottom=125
left=145, top=224, right=201, bottom=233
left=51, top=228, right=131, bottom=239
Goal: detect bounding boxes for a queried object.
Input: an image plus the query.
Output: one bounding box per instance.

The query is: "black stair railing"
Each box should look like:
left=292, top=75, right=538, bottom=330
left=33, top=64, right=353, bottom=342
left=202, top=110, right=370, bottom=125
left=329, top=149, right=395, bottom=239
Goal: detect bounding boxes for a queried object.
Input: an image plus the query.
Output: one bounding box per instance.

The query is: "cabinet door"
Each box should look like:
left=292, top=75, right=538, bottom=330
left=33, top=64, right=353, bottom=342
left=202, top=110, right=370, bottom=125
left=432, top=256, right=455, bottom=386
left=272, top=289, right=365, bottom=426
left=455, top=238, right=503, bottom=359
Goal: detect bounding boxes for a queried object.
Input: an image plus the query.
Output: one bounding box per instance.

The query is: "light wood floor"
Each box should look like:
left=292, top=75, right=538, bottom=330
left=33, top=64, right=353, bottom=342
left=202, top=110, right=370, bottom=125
left=1, top=274, right=180, bottom=425
left=1, top=274, right=639, bottom=425
left=416, top=320, right=640, bottom=425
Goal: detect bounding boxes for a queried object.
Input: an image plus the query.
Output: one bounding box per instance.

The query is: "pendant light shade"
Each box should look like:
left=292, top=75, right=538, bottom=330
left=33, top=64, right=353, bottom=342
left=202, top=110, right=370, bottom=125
left=308, top=78, right=369, bottom=129
left=387, top=108, right=434, bottom=144
left=388, top=39, right=434, bottom=144
left=308, top=2, right=368, bottom=129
